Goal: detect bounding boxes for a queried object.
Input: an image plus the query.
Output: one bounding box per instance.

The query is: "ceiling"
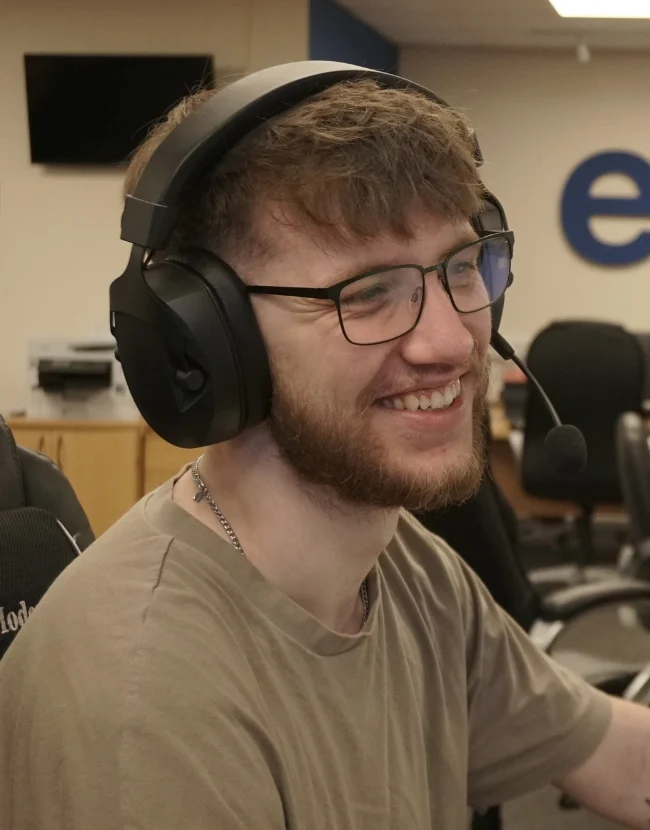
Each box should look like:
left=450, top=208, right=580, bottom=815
left=336, top=0, right=650, bottom=50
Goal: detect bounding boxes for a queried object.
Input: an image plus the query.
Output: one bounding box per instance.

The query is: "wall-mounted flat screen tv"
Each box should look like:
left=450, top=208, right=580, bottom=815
left=24, top=54, right=214, bottom=165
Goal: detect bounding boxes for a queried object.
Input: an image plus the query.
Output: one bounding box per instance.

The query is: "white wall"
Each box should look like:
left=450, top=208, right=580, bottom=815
left=400, top=47, right=650, bottom=351
left=0, top=0, right=307, bottom=414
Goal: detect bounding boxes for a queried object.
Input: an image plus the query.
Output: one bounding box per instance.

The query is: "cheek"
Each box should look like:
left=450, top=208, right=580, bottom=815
left=464, top=307, right=493, bottom=352
left=252, top=300, right=391, bottom=401
left=253, top=298, right=343, bottom=360
left=259, top=319, right=345, bottom=392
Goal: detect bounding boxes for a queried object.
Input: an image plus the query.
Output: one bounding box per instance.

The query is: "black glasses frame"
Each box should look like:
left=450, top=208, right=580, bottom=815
left=247, top=230, right=515, bottom=346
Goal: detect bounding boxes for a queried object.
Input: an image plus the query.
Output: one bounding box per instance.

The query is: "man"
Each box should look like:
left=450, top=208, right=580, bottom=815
left=1, top=68, right=650, bottom=830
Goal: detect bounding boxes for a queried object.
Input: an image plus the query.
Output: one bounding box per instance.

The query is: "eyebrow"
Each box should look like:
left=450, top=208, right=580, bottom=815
left=323, top=230, right=482, bottom=287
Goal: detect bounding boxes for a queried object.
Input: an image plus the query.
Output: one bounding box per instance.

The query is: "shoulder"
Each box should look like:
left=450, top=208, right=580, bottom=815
left=0, top=495, right=175, bottom=690
left=0, top=489, right=251, bottom=751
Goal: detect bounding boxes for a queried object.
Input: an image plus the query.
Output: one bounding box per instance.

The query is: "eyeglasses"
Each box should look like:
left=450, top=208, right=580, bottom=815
left=247, top=231, right=514, bottom=346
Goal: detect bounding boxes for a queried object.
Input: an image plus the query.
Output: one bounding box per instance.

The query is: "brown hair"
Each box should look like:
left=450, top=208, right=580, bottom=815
left=124, top=78, right=484, bottom=264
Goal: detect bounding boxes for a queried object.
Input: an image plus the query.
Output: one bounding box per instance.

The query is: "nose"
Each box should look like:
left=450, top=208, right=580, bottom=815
left=398, top=274, right=476, bottom=367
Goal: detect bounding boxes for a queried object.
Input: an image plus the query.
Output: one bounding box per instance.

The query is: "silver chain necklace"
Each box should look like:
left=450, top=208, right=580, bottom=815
left=191, top=457, right=370, bottom=627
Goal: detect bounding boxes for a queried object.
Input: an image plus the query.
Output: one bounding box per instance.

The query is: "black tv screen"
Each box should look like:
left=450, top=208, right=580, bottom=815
left=24, top=54, right=214, bottom=165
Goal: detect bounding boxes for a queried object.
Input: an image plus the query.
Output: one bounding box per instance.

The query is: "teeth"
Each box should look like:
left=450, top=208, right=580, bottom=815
left=383, top=379, right=461, bottom=413
left=431, top=391, right=445, bottom=410
left=404, top=394, right=420, bottom=412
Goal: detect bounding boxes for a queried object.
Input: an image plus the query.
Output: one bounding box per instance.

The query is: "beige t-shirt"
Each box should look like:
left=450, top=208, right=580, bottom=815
left=0, top=475, right=611, bottom=830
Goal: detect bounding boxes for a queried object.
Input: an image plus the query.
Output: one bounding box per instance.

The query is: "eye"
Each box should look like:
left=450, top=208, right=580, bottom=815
left=359, top=284, right=389, bottom=302
left=448, top=257, right=480, bottom=280
left=341, top=282, right=390, bottom=307
left=454, top=258, right=477, bottom=272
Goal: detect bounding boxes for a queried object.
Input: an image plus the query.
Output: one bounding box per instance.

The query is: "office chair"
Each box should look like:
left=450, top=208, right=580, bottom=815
left=521, top=321, right=647, bottom=586
left=613, top=409, right=650, bottom=706
left=0, top=414, right=93, bottom=659
left=421, top=471, right=650, bottom=677
left=616, top=411, right=650, bottom=578
left=419, top=418, right=650, bottom=830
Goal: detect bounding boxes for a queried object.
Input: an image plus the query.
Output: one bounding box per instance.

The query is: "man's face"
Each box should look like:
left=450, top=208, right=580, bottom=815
left=245, top=210, right=494, bottom=511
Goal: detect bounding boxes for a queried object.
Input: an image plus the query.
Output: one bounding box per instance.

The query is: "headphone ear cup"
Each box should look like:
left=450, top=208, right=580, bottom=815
left=171, top=248, right=273, bottom=437
left=111, top=253, right=271, bottom=448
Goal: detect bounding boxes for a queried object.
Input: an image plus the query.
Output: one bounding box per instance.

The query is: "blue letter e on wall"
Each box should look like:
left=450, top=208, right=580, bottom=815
left=561, top=151, right=650, bottom=266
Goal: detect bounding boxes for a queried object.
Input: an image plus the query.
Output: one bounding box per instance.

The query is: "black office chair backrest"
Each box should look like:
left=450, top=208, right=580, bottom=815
left=0, top=416, right=94, bottom=550
left=616, top=412, right=650, bottom=546
left=0, top=414, right=94, bottom=659
left=522, top=321, right=646, bottom=504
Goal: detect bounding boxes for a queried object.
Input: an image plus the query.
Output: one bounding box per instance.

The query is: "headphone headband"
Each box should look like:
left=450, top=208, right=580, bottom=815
left=121, top=60, right=483, bottom=251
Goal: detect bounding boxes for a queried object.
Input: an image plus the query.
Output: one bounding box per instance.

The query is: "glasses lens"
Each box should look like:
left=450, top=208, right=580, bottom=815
left=339, top=267, right=424, bottom=345
left=445, top=236, right=511, bottom=313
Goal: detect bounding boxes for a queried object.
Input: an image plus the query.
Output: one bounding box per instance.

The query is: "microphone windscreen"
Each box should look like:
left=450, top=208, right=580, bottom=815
left=544, top=425, right=588, bottom=476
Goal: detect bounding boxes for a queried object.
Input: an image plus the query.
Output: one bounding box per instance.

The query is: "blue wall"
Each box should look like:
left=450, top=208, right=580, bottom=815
left=309, top=0, right=398, bottom=73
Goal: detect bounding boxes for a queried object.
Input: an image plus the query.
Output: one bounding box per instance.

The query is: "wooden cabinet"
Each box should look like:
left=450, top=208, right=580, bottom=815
left=9, top=426, right=54, bottom=457
left=7, top=419, right=206, bottom=535
left=143, top=431, right=201, bottom=493
left=55, top=426, right=142, bottom=536
left=8, top=419, right=142, bottom=537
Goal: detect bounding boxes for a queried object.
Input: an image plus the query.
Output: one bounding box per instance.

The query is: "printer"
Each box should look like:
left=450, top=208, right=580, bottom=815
left=27, top=336, right=139, bottom=420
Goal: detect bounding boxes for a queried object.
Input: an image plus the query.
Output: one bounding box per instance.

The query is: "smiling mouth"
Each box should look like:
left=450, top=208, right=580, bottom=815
left=378, top=379, right=462, bottom=413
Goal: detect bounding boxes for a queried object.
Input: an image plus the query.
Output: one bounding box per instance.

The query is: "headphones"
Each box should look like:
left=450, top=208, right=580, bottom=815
left=110, top=60, right=512, bottom=448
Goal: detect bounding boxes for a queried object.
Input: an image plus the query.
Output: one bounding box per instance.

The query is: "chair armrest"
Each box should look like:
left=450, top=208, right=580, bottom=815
left=624, top=660, right=650, bottom=705
left=624, top=538, right=650, bottom=582
left=539, top=579, right=650, bottom=623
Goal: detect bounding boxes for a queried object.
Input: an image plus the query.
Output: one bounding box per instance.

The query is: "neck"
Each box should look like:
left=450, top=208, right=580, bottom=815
left=173, top=427, right=398, bottom=634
